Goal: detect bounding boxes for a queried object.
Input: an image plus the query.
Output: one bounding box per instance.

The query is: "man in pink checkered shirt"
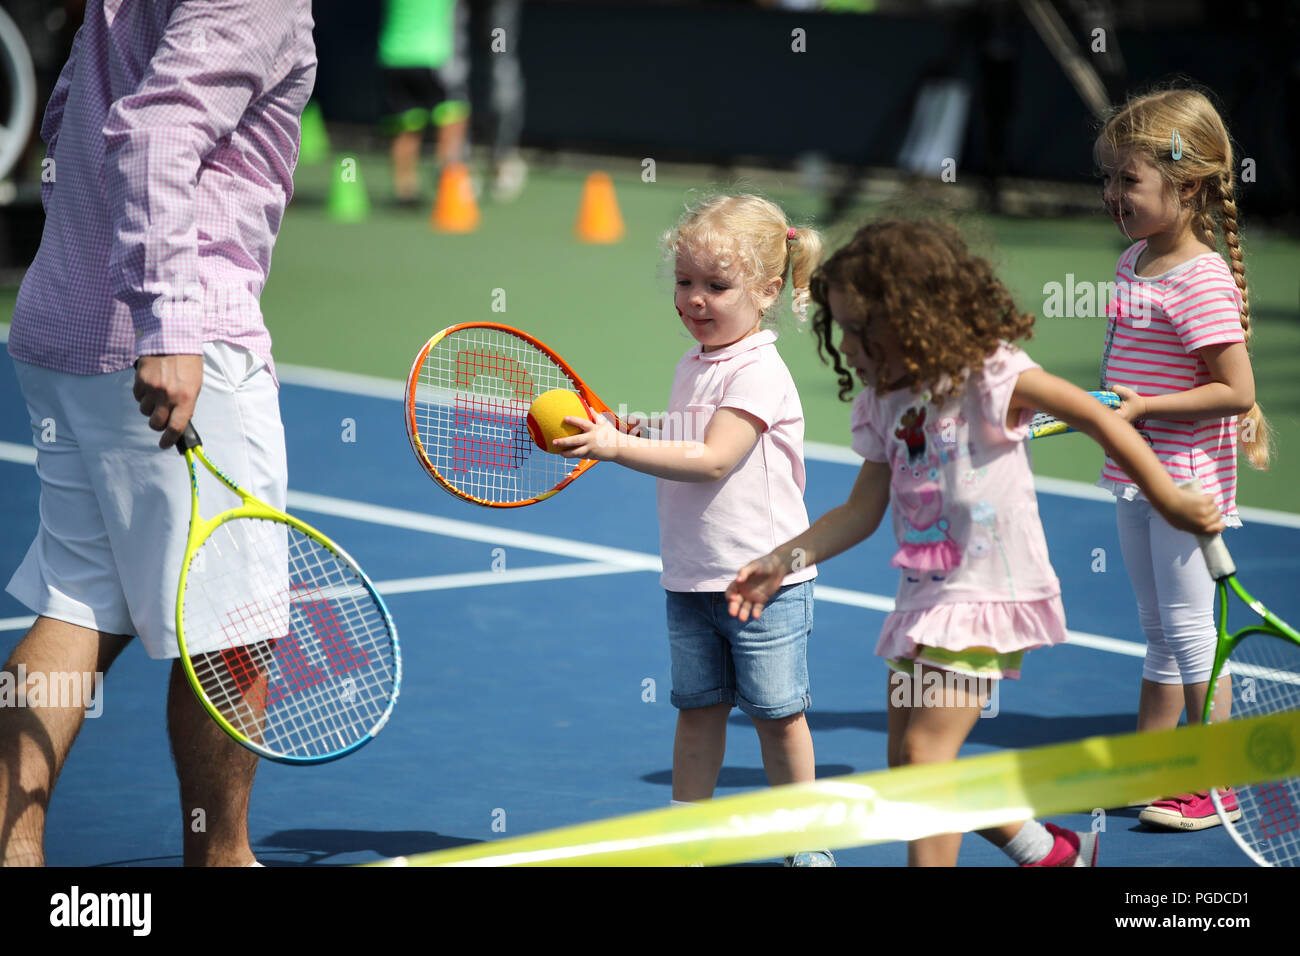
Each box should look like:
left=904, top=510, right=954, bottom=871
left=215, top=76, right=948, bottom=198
left=1, top=1, right=315, bottom=866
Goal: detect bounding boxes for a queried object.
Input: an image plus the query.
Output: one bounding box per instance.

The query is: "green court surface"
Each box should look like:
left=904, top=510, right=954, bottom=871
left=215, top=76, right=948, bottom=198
left=5, top=153, right=1299, bottom=510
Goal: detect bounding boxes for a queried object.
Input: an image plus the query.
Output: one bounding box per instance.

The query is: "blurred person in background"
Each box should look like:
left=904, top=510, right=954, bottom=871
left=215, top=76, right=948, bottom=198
left=378, top=0, right=471, bottom=206
left=479, top=0, right=526, bottom=202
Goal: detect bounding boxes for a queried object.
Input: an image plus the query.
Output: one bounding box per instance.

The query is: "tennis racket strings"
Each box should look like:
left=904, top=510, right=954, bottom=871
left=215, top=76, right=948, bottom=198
left=1212, top=633, right=1300, bottom=866
left=180, top=516, right=399, bottom=760
left=411, top=325, right=585, bottom=504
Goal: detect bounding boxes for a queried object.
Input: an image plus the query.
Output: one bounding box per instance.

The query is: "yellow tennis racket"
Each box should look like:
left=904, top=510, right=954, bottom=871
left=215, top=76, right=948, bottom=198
left=404, top=322, right=630, bottom=507
left=175, top=423, right=401, bottom=763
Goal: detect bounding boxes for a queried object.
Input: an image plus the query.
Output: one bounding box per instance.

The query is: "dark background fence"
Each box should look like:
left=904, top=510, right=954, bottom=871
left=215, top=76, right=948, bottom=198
left=2, top=1, right=1297, bottom=218
left=309, top=1, right=1299, bottom=215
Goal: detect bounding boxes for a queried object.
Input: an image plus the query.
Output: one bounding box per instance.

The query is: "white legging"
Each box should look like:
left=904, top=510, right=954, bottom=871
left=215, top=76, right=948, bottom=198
left=1115, top=496, right=1218, bottom=684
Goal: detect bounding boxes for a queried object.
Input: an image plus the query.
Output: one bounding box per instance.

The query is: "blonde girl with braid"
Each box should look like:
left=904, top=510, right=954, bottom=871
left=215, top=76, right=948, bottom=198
left=554, top=195, right=834, bottom=865
left=1095, top=87, right=1268, bottom=831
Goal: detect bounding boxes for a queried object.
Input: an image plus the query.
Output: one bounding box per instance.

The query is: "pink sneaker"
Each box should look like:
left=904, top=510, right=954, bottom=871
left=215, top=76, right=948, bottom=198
left=1138, top=789, right=1242, bottom=831
left=1021, top=822, right=1099, bottom=867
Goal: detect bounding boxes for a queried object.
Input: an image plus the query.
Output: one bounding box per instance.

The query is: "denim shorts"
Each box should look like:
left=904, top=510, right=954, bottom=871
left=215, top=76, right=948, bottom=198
left=666, top=580, right=813, bottom=720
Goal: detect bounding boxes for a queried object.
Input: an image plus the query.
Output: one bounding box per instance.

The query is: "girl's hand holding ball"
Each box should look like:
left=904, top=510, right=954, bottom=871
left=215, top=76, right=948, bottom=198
left=526, top=389, right=591, bottom=452
left=552, top=414, right=622, bottom=461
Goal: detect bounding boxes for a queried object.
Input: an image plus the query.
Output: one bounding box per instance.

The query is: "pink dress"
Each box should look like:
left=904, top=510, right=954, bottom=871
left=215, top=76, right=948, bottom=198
left=851, top=344, right=1068, bottom=678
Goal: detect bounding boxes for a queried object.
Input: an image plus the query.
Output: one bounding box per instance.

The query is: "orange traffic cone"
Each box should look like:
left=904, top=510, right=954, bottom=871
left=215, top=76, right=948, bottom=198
left=574, top=172, right=624, bottom=243
left=431, top=162, right=480, bottom=233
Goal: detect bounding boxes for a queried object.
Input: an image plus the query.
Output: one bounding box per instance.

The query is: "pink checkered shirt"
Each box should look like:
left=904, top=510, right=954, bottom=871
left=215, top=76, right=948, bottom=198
left=8, top=0, right=317, bottom=379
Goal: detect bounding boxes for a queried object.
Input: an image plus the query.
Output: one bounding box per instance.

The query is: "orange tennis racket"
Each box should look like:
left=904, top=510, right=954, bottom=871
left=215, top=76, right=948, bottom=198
left=404, top=322, right=630, bottom=507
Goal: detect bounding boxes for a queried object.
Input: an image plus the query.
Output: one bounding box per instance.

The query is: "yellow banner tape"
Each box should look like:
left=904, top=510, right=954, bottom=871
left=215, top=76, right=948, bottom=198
left=371, top=711, right=1299, bottom=866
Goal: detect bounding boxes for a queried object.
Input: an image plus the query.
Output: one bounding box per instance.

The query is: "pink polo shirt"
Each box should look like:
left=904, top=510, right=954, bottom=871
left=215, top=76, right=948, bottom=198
left=656, top=329, right=817, bottom=592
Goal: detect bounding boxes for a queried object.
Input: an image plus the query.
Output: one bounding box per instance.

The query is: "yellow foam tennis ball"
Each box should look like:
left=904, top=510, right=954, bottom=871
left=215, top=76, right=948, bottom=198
left=526, top=389, right=589, bottom=452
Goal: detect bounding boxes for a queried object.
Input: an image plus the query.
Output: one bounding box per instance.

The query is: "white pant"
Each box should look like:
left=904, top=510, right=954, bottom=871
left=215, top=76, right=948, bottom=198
left=6, top=343, right=286, bottom=659
left=1115, top=496, right=1218, bottom=684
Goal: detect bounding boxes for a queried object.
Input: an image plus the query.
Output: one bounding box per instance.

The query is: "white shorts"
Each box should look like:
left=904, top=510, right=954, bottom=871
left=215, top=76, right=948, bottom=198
left=6, top=342, right=287, bottom=659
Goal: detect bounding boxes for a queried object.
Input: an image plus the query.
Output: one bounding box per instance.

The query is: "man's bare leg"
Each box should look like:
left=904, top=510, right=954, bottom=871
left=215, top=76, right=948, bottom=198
left=0, top=617, right=128, bottom=866
left=168, top=660, right=259, bottom=866
left=390, top=130, right=422, bottom=201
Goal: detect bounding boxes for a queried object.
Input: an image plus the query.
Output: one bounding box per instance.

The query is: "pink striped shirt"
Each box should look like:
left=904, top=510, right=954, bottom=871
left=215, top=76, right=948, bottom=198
left=8, top=0, right=316, bottom=380
left=1098, top=240, right=1245, bottom=520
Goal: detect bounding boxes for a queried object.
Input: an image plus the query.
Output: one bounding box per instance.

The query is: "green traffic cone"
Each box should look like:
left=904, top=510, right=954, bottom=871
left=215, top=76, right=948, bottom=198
left=299, top=101, right=329, bottom=166
left=327, top=155, right=370, bottom=223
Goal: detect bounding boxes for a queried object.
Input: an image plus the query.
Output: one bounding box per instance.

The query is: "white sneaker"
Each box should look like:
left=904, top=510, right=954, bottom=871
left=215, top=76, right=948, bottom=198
left=491, top=155, right=528, bottom=202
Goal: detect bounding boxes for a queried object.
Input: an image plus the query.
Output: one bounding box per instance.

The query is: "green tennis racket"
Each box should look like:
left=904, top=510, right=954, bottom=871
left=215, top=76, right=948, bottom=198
left=1197, top=529, right=1300, bottom=866
left=175, top=422, right=401, bottom=763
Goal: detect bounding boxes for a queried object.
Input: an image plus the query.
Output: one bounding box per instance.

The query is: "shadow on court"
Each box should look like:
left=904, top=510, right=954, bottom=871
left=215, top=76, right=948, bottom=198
left=801, top=709, right=1137, bottom=749
left=640, top=764, right=857, bottom=788
left=258, top=828, right=479, bottom=863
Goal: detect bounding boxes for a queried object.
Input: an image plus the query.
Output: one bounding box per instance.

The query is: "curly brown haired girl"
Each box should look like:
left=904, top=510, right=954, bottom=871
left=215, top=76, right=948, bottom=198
left=1094, top=86, right=1266, bottom=832
left=726, top=218, right=1223, bottom=866
left=810, top=219, right=1036, bottom=403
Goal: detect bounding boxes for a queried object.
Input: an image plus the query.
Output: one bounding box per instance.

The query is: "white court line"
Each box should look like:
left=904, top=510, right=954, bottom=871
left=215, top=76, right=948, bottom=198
left=0, top=568, right=640, bottom=633
left=813, top=584, right=894, bottom=613
left=804, top=440, right=862, bottom=466
left=279, top=361, right=404, bottom=401
left=0, top=441, right=35, bottom=465
left=373, top=561, right=638, bottom=595
left=287, top=490, right=663, bottom=570
left=1062, top=630, right=1148, bottom=659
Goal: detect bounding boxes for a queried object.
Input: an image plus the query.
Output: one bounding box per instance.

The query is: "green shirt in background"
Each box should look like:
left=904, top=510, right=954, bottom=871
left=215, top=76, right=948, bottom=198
left=378, top=0, right=457, bottom=68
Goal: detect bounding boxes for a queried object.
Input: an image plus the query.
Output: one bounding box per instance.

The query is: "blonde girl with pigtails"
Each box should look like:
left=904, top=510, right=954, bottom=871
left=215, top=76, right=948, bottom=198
left=1095, top=86, right=1270, bottom=831
left=553, top=195, right=833, bottom=865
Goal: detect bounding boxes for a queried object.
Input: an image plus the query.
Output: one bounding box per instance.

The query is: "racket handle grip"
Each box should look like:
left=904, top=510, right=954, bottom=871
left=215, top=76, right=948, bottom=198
left=1196, top=532, right=1236, bottom=580
left=176, top=422, right=202, bottom=455
left=1179, top=480, right=1236, bottom=580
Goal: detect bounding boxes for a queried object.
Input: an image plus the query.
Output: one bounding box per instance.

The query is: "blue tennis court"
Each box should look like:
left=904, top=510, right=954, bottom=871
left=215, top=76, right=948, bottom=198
left=1, top=343, right=1297, bottom=867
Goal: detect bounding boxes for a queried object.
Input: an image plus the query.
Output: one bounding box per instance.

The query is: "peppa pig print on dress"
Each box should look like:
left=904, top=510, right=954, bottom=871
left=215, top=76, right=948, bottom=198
left=891, top=453, right=961, bottom=573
